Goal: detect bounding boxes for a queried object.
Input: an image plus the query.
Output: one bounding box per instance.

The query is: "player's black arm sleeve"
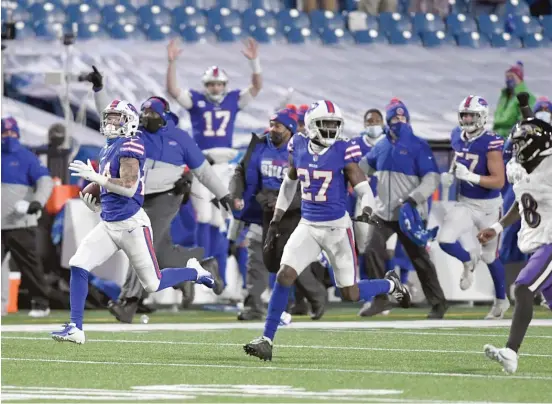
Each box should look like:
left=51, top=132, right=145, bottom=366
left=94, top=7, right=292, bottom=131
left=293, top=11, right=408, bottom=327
left=517, top=92, right=534, bottom=119
left=500, top=201, right=521, bottom=228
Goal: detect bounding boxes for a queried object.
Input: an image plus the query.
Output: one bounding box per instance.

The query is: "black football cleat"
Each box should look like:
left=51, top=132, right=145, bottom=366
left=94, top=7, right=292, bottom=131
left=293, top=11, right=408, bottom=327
left=427, top=302, right=449, bottom=319
left=243, top=336, right=273, bottom=361
left=385, top=270, right=412, bottom=309
left=107, top=299, right=138, bottom=324
left=200, top=256, right=224, bottom=295
left=237, top=309, right=263, bottom=321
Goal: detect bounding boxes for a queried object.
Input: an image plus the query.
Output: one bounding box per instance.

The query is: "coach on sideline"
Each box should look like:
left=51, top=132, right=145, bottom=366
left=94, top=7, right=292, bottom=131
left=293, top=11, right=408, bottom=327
left=359, top=99, right=448, bottom=319
left=82, top=67, right=229, bottom=322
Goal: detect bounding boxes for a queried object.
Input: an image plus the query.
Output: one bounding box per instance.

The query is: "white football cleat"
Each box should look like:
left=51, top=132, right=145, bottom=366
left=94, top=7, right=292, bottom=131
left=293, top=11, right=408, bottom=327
left=29, top=307, right=51, bottom=318
left=187, top=258, right=216, bottom=290
left=460, top=254, right=479, bottom=290
left=485, top=298, right=510, bottom=320
left=484, top=344, right=518, bottom=374
left=279, top=311, right=292, bottom=326
left=51, top=323, right=85, bottom=345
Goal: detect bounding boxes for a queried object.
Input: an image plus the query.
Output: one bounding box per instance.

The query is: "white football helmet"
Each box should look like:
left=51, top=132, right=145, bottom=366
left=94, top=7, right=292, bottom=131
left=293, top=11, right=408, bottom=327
left=305, top=100, right=344, bottom=147
left=100, top=99, right=140, bottom=139
left=202, top=66, right=228, bottom=103
left=458, top=95, right=489, bottom=137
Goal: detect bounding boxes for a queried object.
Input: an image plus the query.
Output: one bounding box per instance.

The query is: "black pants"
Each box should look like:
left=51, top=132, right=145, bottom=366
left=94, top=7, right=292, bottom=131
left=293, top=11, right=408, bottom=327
left=1, top=227, right=50, bottom=308
left=261, top=210, right=326, bottom=307
left=364, top=219, right=446, bottom=306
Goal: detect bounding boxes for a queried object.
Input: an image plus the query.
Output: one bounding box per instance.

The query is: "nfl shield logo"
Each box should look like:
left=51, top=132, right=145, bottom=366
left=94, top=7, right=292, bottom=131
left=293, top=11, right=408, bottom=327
left=313, top=154, right=318, bottom=162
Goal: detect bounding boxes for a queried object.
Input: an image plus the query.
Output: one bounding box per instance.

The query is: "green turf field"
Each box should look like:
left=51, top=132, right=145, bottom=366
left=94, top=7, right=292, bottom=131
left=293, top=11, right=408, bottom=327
left=2, top=307, right=552, bottom=403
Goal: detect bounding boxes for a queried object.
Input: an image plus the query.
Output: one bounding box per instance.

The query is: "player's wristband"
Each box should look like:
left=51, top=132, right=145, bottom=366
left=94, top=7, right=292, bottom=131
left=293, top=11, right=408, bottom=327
left=466, top=172, right=481, bottom=185
left=490, top=222, right=504, bottom=235
left=249, top=58, right=261, bottom=74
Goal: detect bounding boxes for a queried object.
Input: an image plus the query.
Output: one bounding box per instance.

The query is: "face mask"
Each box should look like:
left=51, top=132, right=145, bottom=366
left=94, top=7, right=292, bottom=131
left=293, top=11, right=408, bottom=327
left=506, top=78, right=516, bottom=90
left=389, top=122, right=408, bottom=138
left=535, top=111, right=552, bottom=124
left=1, top=137, right=21, bottom=153
left=49, top=136, right=64, bottom=148
left=365, top=125, right=383, bottom=139
left=140, top=115, right=165, bottom=133
left=270, top=130, right=285, bottom=145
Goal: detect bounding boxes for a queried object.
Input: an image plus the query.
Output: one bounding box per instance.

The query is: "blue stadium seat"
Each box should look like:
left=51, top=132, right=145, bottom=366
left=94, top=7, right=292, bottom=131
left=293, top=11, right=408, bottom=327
left=456, top=31, right=491, bottom=47
left=242, top=8, right=277, bottom=32
left=217, top=26, right=245, bottom=42
left=319, top=28, right=353, bottom=45
left=172, top=6, right=206, bottom=29
left=477, top=14, right=505, bottom=38
left=29, top=2, right=66, bottom=25
left=309, top=10, right=345, bottom=34
left=522, top=32, right=551, bottom=48
left=207, top=7, right=241, bottom=33
left=2, top=8, right=32, bottom=24
left=421, top=31, right=455, bottom=47
left=66, top=4, right=102, bottom=24
left=14, top=0, right=30, bottom=8
left=378, top=12, right=412, bottom=35
left=97, top=0, right=132, bottom=6
left=277, top=9, right=310, bottom=33
left=101, top=5, right=138, bottom=28
left=353, top=29, right=388, bottom=44
left=286, top=27, right=316, bottom=44
left=179, top=25, right=214, bottom=42
left=144, top=23, right=174, bottom=40
left=108, top=23, right=146, bottom=39
left=137, top=5, right=172, bottom=28
left=152, top=0, right=187, bottom=10
left=78, top=22, right=109, bottom=39
left=508, top=15, right=542, bottom=37
left=413, top=13, right=446, bottom=34
left=490, top=32, right=522, bottom=48
left=448, top=0, right=469, bottom=15
left=251, top=0, right=274, bottom=10
left=34, top=21, right=62, bottom=40
left=388, top=30, right=421, bottom=45
left=540, top=15, right=552, bottom=39
left=505, top=0, right=531, bottom=17
left=216, top=0, right=241, bottom=9
left=445, top=13, right=477, bottom=36
left=13, top=21, right=36, bottom=39
left=249, top=26, right=284, bottom=43
left=398, top=0, right=410, bottom=13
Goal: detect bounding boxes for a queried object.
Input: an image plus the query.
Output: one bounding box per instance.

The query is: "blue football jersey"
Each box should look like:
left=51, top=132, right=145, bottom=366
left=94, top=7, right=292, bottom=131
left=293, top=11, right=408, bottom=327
left=450, top=127, right=504, bottom=200
left=259, top=137, right=290, bottom=190
left=188, top=89, right=241, bottom=150
left=290, top=134, right=362, bottom=222
left=99, top=136, right=146, bottom=222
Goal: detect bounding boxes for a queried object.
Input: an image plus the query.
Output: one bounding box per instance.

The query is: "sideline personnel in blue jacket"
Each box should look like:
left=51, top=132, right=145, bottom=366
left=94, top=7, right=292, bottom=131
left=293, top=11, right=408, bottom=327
left=359, top=99, right=447, bottom=319
left=1, top=116, right=54, bottom=317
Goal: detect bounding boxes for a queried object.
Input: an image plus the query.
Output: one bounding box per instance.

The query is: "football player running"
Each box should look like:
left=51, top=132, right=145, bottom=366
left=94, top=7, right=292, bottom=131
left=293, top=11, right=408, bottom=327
left=51, top=100, right=218, bottom=344
left=166, top=38, right=262, bottom=288
left=439, top=96, right=509, bottom=319
left=243, top=100, right=411, bottom=361
left=478, top=117, right=552, bottom=373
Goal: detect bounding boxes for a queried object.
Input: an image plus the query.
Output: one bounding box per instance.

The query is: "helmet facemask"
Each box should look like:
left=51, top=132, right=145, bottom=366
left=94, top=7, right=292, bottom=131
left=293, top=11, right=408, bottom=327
left=204, top=81, right=227, bottom=103
left=459, top=111, right=485, bottom=137
left=101, top=110, right=136, bottom=139
left=308, top=118, right=343, bottom=147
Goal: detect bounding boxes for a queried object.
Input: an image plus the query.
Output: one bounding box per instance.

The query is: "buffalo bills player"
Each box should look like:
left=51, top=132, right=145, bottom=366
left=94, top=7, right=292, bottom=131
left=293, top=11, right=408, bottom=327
left=243, top=100, right=411, bottom=361
left=51, top=100, right=217, bottom=344
left=166, top=38, right=262, bottom=289
left=439, top=96, right=508, bottom=319
left=478, top=117, right=552, bottom=373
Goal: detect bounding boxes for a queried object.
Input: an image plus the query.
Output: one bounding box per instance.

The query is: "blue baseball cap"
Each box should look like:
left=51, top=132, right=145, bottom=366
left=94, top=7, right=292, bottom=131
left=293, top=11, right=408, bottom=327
left=1, top=116, right=20, bottom=137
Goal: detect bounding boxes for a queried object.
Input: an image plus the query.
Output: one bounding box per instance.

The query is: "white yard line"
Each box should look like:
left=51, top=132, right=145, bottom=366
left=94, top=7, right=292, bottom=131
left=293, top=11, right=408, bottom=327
left=3, top=357, right=552, bottom=382
left=2, top=319, right=552, bottom=333
left=3, top=336, right=551, bottom=358
left=326, top=329, right=552, bottom=339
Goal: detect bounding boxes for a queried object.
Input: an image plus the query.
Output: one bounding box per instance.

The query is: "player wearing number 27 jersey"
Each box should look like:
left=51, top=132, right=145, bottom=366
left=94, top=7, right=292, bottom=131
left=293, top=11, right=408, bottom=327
left=51, top=100, right=218, bottom=345
left=243, top=100, right=412, bottom=361
left=478, top=117, right=552, bottom=374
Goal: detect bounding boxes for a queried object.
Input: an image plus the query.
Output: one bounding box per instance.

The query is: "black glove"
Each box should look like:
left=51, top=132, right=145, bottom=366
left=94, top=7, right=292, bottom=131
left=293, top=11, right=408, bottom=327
left=517, top=92, right=530, bottom=108
left=402, top=197, right=418, bottom=207
left=353, top=206, right=383, bottom=228
left=173, top=172, right=193, bottom=197
left=219, top=194, right=232, bottom=211
left=263, top=220, right=280, bottom=253
left=228, top=240, right=238, bottom=258
left=27, top=201, right=42, bottom=214
left=82, top=65, right=103, bottom=91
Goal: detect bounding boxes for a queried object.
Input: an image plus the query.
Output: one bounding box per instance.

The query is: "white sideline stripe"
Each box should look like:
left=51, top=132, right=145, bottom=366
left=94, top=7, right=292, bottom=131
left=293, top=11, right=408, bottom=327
left=3, top=337, right=551, bottom=358
left=3, top=357, right=552, bottom=381
left=2, top=319, right=552, bottom=333
left=326, top=330, right=552, bottom=339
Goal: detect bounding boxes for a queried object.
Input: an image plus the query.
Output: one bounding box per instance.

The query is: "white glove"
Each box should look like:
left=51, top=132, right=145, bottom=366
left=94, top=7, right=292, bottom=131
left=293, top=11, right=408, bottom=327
left=506, top=160, right=526, bottom=184
left=454, top=163, right=480, bottom=185
left=69, top=159, right=107, bottom=186
left=440, top=172, right=454, bottom=188
left=14, top=200, right=30, bottom=215
left=79, top=191, right=101, bottom=213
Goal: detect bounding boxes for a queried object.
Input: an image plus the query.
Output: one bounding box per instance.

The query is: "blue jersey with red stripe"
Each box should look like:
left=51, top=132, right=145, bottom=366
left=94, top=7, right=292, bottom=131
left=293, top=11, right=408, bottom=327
left=451, top=127, right=504, bottom=200
left=289, top=133, right=362, bottom=222
left=99, top=136, right=146, bottom=222
left=188, top=89, right=241, bottom=150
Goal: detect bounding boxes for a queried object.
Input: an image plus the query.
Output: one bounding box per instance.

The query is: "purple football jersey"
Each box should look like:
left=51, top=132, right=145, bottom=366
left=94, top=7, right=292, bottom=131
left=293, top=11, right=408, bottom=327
left=99, top=136, right=146, bottom=222
left=188, top=89, right=241, bottom=150
left=290, top=134, right=362, bottom=222
left=451, top=127, right=504, bottom=200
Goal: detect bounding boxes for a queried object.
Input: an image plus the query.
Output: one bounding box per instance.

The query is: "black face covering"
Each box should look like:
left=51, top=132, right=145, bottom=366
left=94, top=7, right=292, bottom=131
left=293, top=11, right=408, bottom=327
left=140, top=114, right=165, bottom=133
left=270, top=130, right=286, bottom=146
left=49, top=136, right=64, bottom=148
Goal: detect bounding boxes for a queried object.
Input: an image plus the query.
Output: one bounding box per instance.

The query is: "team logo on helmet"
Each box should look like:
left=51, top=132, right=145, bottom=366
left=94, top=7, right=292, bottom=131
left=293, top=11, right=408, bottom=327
left=478, top=98, right=488, bottom=106
left=142, top=101, right=152, bottom=109
left=308, top=102, right=320, bottom=113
